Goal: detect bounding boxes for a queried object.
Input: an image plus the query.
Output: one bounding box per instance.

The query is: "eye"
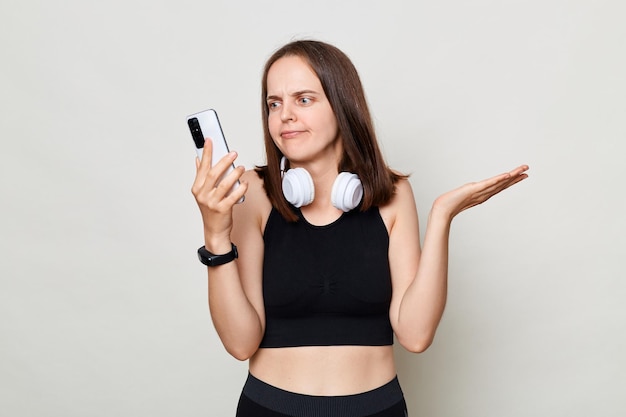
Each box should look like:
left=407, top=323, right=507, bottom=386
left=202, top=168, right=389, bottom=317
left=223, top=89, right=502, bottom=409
left=299, top=97, right=312, bottom=105
left=268, top=101, right=281, bottom=111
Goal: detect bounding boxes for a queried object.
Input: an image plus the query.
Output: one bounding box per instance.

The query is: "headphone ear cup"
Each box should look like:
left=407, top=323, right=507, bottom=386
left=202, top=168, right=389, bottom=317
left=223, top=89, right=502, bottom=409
left=331, top=172, right=363, bottom=212
left=282, top=167, right=315, bottom=208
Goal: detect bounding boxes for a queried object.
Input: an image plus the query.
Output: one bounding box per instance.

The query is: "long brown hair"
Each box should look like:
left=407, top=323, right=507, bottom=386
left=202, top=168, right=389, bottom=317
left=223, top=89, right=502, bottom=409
left=256, top=40, right=406, bottom=222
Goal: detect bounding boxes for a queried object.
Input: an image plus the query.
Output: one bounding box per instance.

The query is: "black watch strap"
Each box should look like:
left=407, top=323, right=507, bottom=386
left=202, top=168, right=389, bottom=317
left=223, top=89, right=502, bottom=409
left=197, top=243, right=238, bottom=267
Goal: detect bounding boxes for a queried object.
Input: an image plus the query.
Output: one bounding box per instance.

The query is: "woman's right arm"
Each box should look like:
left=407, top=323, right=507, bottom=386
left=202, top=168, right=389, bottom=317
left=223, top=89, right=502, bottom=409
left=191, top=141, right=267, bottom=360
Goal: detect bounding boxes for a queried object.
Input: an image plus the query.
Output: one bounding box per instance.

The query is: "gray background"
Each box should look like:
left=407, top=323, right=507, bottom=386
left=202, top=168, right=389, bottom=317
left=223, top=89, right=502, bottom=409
left=1, top=0, right=624, bottom=416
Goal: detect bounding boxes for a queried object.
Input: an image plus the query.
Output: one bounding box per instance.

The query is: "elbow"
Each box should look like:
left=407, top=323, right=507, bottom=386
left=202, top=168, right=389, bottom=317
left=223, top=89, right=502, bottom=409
left=403, top=339, right=433, bottom=354
left=226, top=345, right=258, bottom=361
left=223, top=334, right=262, bottom=361
left=231, top=352, right=253, bottom=362
left=215, top=323, right=264, bottom=361
left=398, top=333, right=435, bottom=354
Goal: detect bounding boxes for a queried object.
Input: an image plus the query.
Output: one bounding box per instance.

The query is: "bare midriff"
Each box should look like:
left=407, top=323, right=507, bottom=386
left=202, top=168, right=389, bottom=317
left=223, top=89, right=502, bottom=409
left=249, top=345, right=397, bottom=396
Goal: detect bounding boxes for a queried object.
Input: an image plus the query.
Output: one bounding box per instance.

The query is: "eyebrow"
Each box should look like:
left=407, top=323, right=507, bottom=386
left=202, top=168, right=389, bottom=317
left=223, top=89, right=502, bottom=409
left=266, top=89, right=320, bottom=102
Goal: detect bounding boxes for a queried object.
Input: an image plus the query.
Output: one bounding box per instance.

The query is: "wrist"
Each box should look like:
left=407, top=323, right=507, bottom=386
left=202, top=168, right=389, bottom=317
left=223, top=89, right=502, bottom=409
left=429, top=202, right=454, bottom=224
left=197, top=243, right=238, bottom=267
left=203, top=232, right=233, bottom=254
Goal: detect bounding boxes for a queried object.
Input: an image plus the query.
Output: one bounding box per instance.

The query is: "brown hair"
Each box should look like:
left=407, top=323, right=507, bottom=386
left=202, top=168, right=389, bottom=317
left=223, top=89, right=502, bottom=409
left=255, top=40, right=406, bottom=222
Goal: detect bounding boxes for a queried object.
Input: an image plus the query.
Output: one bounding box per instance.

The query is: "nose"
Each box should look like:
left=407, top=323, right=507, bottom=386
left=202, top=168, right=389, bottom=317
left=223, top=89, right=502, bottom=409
left=280, top=102, right=295, bottom=122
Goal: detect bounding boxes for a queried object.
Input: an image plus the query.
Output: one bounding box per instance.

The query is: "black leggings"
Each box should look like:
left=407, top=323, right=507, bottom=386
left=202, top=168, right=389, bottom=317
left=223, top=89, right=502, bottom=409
left=236, top=373, right=408, bottom=417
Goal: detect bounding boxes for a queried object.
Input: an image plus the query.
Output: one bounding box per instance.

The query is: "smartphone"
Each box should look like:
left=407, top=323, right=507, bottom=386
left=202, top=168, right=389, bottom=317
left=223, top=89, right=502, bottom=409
left=187, top=109, right=243, bottom=203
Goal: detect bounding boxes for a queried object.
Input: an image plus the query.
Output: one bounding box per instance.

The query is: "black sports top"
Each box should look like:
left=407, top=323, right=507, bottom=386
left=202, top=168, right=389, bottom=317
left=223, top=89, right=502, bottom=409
left=259, top=206, right=394, bottom=348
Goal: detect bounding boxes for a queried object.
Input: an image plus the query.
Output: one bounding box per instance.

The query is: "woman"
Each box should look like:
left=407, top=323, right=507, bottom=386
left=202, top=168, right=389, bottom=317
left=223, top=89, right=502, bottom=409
left=192, top=40, right=529, bottom=417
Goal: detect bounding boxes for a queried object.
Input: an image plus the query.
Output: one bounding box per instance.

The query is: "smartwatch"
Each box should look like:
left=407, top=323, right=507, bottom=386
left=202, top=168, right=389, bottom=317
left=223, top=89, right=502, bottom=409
left=197, top=243, right=238, bottom=267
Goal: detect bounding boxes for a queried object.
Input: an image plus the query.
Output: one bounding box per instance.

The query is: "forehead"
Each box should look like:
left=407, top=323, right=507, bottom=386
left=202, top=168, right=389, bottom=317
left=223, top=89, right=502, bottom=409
left=266, top=55, right=322, bottom=93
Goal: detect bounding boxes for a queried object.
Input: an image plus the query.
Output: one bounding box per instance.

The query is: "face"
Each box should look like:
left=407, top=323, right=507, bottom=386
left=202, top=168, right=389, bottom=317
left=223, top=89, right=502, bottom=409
left=266, top=55, right=342, bottom=167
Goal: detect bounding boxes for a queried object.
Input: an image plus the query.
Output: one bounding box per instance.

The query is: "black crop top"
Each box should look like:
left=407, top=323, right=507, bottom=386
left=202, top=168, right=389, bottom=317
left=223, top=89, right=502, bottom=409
left=259, top=206, right=394, bottom=348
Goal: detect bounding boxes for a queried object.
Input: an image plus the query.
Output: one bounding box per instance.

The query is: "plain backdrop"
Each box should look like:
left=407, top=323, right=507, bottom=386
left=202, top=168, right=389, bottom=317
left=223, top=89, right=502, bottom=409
left=1, top=0, right=625, bottom=416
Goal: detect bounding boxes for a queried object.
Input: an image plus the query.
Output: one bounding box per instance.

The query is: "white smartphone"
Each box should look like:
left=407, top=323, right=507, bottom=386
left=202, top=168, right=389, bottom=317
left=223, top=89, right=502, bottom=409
left=187, top=108, right=243, bottom=203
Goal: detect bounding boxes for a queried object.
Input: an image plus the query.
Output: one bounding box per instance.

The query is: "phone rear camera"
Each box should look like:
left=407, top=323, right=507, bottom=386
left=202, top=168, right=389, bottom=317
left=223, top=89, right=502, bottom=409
left=188, top=118, right=205, bottom=148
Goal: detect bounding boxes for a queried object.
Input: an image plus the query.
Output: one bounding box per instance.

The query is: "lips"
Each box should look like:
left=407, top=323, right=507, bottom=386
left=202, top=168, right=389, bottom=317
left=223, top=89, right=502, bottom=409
left=280, top=130, right=304, bottom=139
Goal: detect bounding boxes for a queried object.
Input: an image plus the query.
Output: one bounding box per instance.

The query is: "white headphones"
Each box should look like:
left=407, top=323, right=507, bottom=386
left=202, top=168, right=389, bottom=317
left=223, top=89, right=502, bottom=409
left=280, top=157, right=363, bottom=212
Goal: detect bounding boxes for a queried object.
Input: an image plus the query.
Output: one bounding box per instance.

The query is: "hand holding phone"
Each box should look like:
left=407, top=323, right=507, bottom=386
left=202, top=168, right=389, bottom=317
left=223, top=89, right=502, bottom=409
left=187, top=109, right=244, bottom=203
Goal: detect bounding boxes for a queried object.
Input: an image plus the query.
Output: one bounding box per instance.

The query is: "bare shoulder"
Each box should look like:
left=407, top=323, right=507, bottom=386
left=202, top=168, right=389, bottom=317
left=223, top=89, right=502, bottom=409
left=233, top=170, right=272, bottom=232
left=379, top=177, right=418, bottom=234
left=241, top=169, right=266, bottom=197
left=241, top=169, right=270, bottom=208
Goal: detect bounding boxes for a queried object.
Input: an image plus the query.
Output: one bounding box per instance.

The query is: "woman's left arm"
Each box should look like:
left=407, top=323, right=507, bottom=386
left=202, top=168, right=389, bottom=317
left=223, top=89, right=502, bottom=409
left=388, top=165, right=529, bottom=353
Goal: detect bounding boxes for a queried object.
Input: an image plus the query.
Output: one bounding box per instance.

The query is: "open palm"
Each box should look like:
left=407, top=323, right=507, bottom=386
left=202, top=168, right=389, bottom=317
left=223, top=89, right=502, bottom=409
left=433, top=165, right=529, bottom=219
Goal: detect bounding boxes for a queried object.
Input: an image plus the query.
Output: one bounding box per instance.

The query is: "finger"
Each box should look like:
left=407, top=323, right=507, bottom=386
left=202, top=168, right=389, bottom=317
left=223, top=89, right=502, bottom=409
left=474, top=169, right=529, bottom=203
left=500, top=171, right=528, bottom=191
left=474, top=172, right=512, bottom=191
left=480, top=164, right=529, bottom=190
left=482, top=174, right=523, bottom=195
left=498, top=165, right=529, bottom=190
left=192, top=138, right=215, bottom=193
left=224, top=177, right=249, bottom=205
left=200, top=151, right=238, bottom=193
left=510, top=164, right=530, bottom=174
left=211, top=164, right=245, bottom=201
left=197, top=137, right=215, bottom=171
left=212, top=151, right=239, bottom=179
left=201, top=169, right=247, bottom=214
left=198, top=145, right=240, bottom=197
